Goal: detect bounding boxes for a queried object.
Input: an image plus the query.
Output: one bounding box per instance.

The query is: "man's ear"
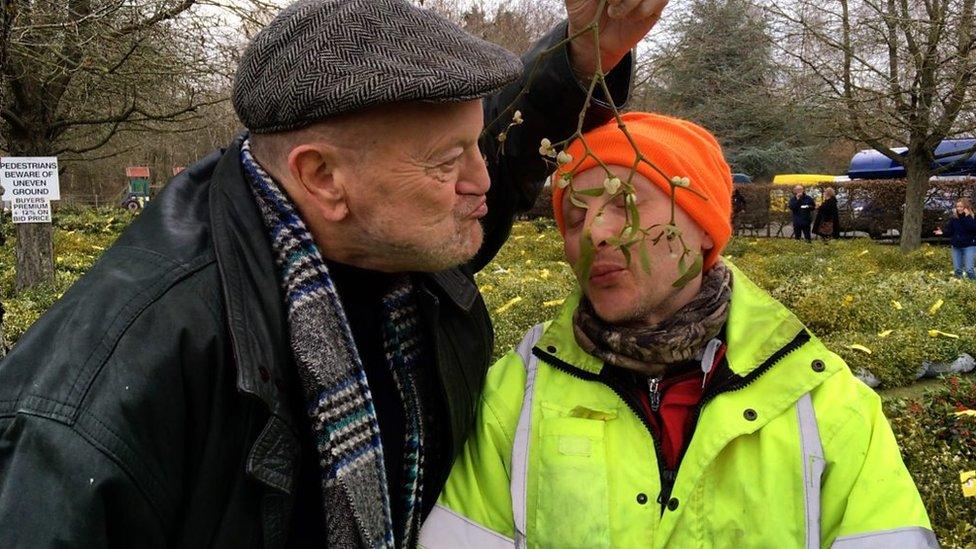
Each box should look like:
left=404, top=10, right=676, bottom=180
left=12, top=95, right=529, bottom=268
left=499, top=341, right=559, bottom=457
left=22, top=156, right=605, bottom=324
left=702, top=232, right=715, bottom=251
left=287, top=143, right=349, bottom=222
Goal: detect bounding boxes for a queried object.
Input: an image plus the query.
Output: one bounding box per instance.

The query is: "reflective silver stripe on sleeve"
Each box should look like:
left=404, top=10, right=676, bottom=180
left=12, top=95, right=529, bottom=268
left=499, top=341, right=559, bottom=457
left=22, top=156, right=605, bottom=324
left=419, top=504, right=516, bottom=549
left=510, top=323, right=546, bottom=549
left=831, top=526, right=940, bottom=548
left=796, top=392, right=825, bottom=549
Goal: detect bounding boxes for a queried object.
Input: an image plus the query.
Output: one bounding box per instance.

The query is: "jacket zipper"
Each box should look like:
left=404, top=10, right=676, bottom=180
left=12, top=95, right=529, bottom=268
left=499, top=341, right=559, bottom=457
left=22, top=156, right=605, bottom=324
left=698, top=330, right=810, bottom=421
left=670, top=329, right=812, bottom=481
left=648, top=377, right=662, bottom=412
left=531, top=328, right=811, bottom=514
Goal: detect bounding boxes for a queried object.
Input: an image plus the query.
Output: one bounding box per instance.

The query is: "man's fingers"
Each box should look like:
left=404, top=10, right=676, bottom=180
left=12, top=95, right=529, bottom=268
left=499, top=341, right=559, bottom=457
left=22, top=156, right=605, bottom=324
left=565, top=0, right=596, bottom=30
left=633, top=0, right=668, bottom=19
left=606, top=0, right=642, bottom=18
left=564, top=0, right=588, bottom=13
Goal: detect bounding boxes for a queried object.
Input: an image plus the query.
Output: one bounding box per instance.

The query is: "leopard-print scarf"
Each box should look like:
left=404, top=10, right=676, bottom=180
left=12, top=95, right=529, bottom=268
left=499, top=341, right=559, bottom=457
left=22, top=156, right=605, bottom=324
left=573, top=261, right=732, bottom=376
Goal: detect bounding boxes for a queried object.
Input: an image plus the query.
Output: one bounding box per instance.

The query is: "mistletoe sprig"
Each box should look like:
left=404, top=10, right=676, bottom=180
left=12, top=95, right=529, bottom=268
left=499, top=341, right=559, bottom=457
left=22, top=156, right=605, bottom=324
left=490, top=0, right=709, bottom=288
left=483, top=0, right=708, bottom=288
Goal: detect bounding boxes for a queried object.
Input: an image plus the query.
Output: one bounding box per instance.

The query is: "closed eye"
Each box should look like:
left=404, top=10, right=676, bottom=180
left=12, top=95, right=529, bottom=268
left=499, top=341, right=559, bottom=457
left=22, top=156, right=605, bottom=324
left=565, top=208, right=586, bottom=229
left=438, top=154, right=462, bottom=170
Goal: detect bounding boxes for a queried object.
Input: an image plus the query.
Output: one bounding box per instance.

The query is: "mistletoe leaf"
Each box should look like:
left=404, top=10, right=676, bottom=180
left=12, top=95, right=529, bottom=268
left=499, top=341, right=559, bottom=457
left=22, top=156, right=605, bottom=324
left=672, top=253, right=703, bottom=288
left=639, top=245, right=653, bottom=275
left=575, top=229, right=596, bottom=281
left=569, top=192, right=588, bottom=209
left=576, top=187, right=605, bottom=197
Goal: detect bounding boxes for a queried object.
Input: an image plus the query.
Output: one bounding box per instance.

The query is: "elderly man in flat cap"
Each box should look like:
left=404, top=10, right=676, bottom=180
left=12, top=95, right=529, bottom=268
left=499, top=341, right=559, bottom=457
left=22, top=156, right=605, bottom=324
left=0, top=0, right=666, bottom=546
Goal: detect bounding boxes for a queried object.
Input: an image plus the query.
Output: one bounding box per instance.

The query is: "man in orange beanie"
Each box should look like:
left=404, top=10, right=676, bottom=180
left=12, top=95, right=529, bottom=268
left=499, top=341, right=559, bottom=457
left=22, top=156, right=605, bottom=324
left=420, top=113, right=933, bottom=548
left=550, top=112, right=733, bottom=327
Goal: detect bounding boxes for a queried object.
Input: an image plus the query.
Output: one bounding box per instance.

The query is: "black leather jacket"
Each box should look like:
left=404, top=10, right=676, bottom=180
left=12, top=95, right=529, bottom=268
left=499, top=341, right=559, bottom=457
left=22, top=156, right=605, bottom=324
left=0, top=23, right=629, bottom=548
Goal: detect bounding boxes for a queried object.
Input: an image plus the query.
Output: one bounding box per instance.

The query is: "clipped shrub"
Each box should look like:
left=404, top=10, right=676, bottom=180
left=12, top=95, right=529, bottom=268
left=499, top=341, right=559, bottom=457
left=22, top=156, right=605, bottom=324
left=728, top=238, right=976, bottom=388
left=825, top=328, right=976, bottom=388
left=476, top=220, right=574, bottom=358
left=53, top=205, right=135, bottom=234
left=884, top=375, right=976, bottom=547
left=732, top=178, right=976, bottom=238
left=1, top=207, right=130, bottom=345
left=790, top=273, right=975, bottom=335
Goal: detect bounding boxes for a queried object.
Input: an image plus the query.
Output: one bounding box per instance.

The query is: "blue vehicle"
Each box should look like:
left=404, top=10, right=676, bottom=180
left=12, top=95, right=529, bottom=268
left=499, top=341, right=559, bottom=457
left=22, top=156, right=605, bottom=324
left=847, top=139, right=976, bottom=179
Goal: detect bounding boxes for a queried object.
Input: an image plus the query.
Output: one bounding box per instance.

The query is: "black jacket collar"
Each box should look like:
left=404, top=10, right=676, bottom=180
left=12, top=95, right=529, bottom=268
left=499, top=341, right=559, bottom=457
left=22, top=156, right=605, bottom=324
left=209, top=137, right=298, bottom=428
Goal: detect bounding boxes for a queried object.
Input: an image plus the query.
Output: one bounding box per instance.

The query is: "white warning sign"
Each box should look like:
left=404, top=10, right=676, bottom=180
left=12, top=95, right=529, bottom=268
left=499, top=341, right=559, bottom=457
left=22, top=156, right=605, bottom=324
left=11, top=196, right=52, bottom=223
left=1, top=157, right=60, bottom=201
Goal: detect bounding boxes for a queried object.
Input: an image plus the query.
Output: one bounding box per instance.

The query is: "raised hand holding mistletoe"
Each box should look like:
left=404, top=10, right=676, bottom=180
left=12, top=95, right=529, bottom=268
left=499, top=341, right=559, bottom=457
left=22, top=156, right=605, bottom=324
left=566, top=0, right=668, bottom=78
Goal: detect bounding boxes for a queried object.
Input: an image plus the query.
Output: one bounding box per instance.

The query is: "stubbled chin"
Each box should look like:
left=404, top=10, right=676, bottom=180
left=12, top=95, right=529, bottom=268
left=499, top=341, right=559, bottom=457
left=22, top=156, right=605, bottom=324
left=462, top=220, right=484, bottom=251
left=584, top=287, right=635, bottom=320
left=590, top=301, right=633, bottom=324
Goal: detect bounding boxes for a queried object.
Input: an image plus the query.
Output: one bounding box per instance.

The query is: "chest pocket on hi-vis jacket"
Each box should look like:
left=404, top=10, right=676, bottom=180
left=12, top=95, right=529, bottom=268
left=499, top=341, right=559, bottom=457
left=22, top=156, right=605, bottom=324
left=534, top=414, right=611, bottom=549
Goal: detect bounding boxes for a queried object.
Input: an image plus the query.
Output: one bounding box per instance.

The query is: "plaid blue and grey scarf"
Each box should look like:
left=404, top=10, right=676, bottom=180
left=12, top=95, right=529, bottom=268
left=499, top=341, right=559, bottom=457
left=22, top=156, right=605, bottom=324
left=241, top=140, right=425, bottom=548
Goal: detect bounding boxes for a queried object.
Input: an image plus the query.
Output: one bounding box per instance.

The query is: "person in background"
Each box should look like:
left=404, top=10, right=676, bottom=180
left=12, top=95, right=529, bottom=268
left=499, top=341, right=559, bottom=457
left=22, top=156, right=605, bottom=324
left=731, top=187, right=746, bottom=224
left=934, top=197, right=976, bottom=280
left=419, top=113, right=934, bottom=548
left=813, top=186, right=841, bottom=243
left=789, top=184, right=815, bottom=242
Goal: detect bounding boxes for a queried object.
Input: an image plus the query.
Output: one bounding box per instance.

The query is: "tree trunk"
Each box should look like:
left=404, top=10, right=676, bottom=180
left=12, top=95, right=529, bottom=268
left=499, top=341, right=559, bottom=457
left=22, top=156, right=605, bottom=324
left=0, top=300, right=7, bottom=357
left=8, top=134, right=57, bottom=291
left=1, top=1, right=13, bottom=111
left=899, top=161, right=929, bottom=253
left=14, top=222, right=55, bottom=290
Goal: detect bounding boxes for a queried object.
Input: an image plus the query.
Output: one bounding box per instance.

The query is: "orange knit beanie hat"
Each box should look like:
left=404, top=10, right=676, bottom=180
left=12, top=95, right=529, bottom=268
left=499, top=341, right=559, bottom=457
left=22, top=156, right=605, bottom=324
left=552, top=112, right=733, bottom=270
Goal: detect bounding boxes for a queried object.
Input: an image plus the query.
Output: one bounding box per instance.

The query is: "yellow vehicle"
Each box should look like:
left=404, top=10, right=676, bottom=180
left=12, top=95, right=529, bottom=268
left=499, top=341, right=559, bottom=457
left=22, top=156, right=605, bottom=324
left=768, top=174, right=848, bottom=212
left=771, top=174, right=847, bottom=186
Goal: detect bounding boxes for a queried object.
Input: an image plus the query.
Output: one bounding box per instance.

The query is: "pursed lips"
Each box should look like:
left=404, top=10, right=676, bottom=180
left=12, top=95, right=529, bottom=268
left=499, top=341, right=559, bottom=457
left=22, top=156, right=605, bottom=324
left=464, top=196, right=488, bottom=219
left=588, top=262, right=627, bottom=282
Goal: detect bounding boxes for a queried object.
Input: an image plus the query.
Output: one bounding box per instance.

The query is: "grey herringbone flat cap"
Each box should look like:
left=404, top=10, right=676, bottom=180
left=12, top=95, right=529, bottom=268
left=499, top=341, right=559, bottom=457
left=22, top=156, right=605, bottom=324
left=233, top=0, right=524, bottom=133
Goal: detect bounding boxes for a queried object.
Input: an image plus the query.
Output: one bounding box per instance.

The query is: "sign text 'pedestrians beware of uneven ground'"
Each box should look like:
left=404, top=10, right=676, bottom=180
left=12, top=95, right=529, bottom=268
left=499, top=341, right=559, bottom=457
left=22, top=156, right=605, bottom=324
left=1, top=157, right=60, bottom=201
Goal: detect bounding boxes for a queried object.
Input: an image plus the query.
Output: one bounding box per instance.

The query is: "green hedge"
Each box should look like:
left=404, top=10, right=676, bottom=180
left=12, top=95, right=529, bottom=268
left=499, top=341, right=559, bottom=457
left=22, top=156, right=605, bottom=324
left=884, top=376, right=976, bottom=547
left=527, top=178, right=976, bottom=239
left=731, top=179, right=976, bottom=238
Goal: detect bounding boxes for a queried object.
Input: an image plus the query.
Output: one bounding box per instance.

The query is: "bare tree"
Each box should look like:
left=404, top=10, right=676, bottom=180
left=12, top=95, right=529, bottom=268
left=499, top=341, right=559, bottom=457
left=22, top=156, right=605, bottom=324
left=639, top=0, right=827, bottom=181
left=418, top=0, right=563, bottom=54
left=0, top=0, right=12, bottom=111
left=57, top=100, right=243, bottom=204
left=769, top=0, right=976, bottom=251
left=0, top=0, right=267, bottom=289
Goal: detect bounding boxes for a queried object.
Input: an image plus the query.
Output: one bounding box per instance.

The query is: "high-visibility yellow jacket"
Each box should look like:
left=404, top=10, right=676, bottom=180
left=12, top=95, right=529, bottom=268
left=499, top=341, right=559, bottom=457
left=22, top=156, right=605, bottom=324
left=420, top=263, right=936, bottom=548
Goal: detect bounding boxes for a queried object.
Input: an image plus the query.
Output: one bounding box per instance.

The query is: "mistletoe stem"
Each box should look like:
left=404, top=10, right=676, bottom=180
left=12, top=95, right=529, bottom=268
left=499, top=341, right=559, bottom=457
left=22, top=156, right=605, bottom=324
left=480, top=18, right=602, bottom=140
left=489, top=0, right=707, bottom=286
